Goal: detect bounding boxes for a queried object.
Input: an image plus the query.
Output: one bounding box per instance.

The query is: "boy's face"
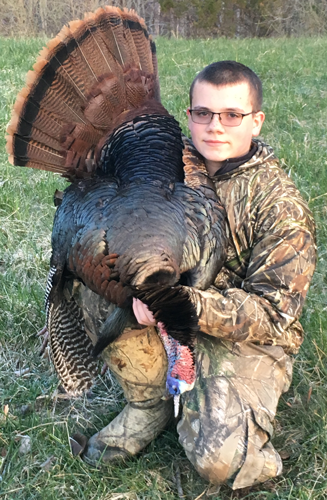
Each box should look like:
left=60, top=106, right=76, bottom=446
left=187, top=80, right=265, bottom=175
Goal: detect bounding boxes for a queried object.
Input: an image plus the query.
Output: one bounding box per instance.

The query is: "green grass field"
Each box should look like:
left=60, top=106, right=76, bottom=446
left=0, top=36, right=327, bottom=499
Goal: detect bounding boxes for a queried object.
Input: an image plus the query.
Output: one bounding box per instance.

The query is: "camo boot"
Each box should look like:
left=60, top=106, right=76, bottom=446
left=83, top=325, right=173, bottom=465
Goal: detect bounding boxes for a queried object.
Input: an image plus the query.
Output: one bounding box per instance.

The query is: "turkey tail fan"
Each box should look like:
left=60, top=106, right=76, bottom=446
left=6, top=6, right=160, bottom=180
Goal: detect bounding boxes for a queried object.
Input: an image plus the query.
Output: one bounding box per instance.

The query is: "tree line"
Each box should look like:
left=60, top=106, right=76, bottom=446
left=0, top=0, right=326, bottom=37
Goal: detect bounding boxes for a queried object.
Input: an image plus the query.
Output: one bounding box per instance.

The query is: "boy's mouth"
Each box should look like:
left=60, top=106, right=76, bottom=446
left=204, top=140, right=227, bottom=146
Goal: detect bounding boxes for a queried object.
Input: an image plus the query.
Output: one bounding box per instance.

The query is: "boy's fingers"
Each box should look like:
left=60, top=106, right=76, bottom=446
left=133, top=298, right=156, bottom=326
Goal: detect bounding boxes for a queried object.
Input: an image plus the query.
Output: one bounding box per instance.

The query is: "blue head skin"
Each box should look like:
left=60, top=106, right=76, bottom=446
left=166, top=375, right=193, bottom=395
left=166, top=375, right=196, bottom=418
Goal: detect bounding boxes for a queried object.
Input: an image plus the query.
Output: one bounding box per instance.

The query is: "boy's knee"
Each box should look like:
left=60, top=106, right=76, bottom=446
left=177, top=407, right=243, bottom=485
left=177, top=404, right=283, bottom=488
left=188, top=449, right=239, bottom=485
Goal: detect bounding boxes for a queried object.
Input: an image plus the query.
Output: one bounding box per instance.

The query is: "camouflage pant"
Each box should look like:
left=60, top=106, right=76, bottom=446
left=178, top=334, right=293, bottom=489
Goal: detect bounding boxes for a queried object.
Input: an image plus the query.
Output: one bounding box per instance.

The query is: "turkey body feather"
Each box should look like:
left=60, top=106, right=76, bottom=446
left=7, top=6, right=227, bottom=395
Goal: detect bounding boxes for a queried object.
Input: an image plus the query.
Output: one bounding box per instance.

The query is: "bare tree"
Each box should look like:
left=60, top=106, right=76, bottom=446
left=0, top=0, right=326, bottom=37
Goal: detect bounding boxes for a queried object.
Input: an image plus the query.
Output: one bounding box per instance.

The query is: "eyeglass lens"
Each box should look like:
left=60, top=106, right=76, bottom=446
left=191, top=110, right=244, bottom=126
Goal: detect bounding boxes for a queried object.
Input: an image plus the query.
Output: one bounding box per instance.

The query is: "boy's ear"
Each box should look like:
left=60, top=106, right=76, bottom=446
left=252, top=111, right=265, bottom=137
left=186, top=108, right=191, bottom=116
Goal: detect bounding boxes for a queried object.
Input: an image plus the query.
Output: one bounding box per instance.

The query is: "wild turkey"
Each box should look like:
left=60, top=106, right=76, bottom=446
left=6, top=6, right=227, bottom=401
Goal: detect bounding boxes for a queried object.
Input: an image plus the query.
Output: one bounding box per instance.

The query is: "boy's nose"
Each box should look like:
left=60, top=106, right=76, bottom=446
left=207, top=114, right=224, bottom=132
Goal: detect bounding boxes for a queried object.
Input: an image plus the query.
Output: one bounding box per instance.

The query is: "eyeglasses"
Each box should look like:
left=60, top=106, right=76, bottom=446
left=188, top=109, right=257, bottom=127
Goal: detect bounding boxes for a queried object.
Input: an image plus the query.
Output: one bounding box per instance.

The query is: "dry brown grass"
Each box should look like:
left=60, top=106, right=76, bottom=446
left=1, top=0, right=327, bottom=38
left=0, top=0, right=161, bottom=37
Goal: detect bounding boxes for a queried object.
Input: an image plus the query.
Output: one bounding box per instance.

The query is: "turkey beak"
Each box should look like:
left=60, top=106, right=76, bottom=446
left=161, top=391, right=181, bottom=417
left=174, top=394, right=181, bottom=418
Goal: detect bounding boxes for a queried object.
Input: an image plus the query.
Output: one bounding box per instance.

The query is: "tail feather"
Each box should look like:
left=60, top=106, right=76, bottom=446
left=12, top=136, right=65, bottom=169
left=126, top=19, right=153, bottom=74
left=7, top=6, right=160, bottom=179
left=105, top=10, right=139, bottom=68
left=82, top=16, right=119, bottom=75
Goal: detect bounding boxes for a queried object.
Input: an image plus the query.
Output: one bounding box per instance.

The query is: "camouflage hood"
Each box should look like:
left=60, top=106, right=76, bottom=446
left=212, top=139, right=277, bottom=181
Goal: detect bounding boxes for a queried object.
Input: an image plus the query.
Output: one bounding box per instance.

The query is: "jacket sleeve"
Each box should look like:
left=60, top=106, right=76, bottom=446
left=186, top=170, right=317, bottom=352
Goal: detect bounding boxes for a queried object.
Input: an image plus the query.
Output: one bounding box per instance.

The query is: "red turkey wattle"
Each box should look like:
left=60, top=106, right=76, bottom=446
left=157, top=322, right=195, bottom=391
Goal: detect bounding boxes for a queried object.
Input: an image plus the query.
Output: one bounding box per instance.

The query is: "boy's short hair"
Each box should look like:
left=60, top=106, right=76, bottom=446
left=189, top=60, right=262, bottom=111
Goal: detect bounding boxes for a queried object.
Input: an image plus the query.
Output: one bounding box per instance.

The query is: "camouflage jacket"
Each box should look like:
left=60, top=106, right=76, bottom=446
left=184, top=139, right=317, bottom=354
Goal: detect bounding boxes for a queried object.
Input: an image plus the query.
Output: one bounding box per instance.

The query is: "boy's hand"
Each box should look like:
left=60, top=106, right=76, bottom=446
left=133, top=298, right=157, bottom=325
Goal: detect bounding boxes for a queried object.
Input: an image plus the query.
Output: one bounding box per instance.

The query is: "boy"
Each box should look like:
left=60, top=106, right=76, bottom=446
left=171, top=60, right=316, bottom=488
left=84, top=61, right=316, bottom=490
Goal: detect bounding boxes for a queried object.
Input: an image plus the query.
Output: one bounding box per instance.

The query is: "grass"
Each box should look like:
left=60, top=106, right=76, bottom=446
left=0, top=35, right=327, bottom=499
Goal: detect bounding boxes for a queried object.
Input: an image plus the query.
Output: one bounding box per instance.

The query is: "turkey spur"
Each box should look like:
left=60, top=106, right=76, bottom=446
left=6, top=6, right=227, bottom=394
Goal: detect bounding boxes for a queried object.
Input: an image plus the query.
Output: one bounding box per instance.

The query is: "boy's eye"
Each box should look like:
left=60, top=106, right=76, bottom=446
left=225, top=112, right=241, bottom=119
left=194, top=110, right=210, bottom=117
